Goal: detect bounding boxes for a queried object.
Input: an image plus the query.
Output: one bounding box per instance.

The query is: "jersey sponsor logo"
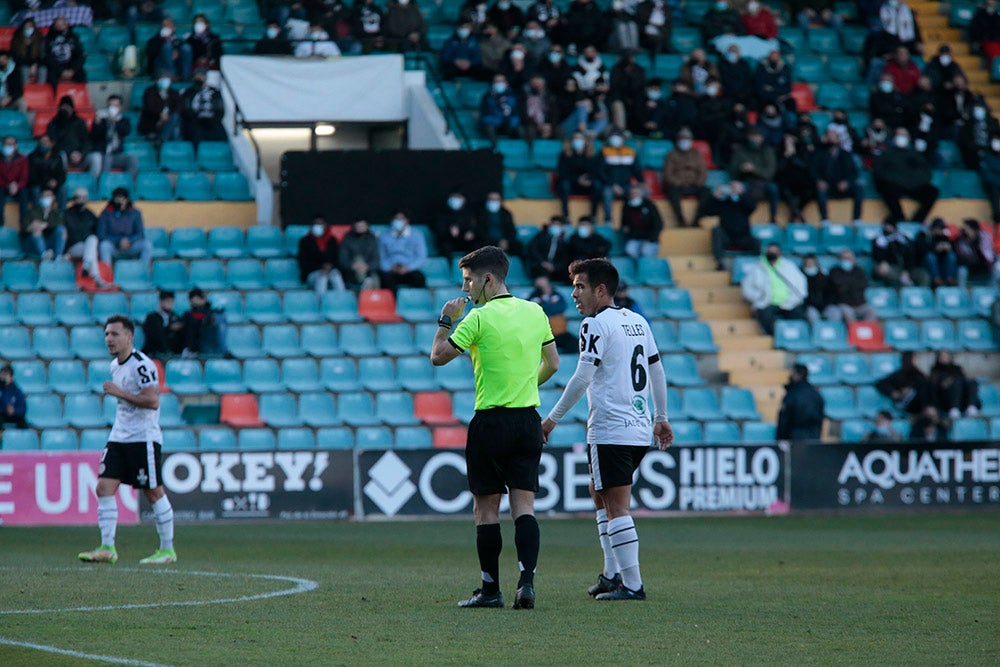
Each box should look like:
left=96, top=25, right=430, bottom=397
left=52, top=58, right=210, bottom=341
left=631, top=395, right=646, bottom=415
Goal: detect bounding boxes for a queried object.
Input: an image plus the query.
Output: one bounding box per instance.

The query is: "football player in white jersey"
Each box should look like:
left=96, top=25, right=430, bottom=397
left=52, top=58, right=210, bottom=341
left=79, top=315, right=176, bottom=565
left=542, top=258, right=672, bottom=600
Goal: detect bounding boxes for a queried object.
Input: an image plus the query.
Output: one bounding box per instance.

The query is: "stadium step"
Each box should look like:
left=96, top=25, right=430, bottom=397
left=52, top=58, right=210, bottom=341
left=661, top=254, right=717, bottom=272
left=671, top=270, right=731, bottom=288
left=707, top=319, right=765, bottom=337
left=658, top=228, right=710, bottom=255
left=687, top=286, right=744, bottom=306
left=714, top=334, right=774, bottom=351
left=717, top=349, right=787, bottom=374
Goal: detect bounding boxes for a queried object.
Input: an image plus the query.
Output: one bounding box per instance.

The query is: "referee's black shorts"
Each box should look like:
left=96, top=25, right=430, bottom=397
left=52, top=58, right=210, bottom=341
left=466, top=407, right=543, bottom=495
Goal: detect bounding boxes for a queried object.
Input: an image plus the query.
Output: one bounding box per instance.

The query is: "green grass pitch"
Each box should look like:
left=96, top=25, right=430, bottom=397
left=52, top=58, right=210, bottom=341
left=1, top=512, right=998, bottom=666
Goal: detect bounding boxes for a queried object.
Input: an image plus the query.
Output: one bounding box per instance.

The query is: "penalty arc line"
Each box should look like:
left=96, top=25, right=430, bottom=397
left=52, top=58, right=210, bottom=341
left=0, top=568, right=319, bottom=666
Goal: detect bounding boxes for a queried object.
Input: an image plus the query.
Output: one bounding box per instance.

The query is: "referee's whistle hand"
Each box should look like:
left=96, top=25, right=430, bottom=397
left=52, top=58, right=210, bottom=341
left=442, top=298, right=467, bottom=319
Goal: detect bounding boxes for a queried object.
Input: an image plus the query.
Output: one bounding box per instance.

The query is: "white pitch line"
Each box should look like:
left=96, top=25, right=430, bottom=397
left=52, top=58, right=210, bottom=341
left=0, top=567, right=319, bottom=615
left=0, top=637, right=173, bottom=667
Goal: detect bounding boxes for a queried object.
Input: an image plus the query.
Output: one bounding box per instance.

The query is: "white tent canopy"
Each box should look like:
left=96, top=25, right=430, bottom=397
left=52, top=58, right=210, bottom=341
left=219, top=54, right=408, bottom=123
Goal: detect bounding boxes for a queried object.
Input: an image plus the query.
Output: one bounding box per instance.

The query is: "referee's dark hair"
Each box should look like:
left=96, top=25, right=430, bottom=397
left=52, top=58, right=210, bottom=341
left=459, top=245, right=509, bottom=282
left=569, top=258, right=619, bottom=296
left=105, top=314, right=135, bottom=334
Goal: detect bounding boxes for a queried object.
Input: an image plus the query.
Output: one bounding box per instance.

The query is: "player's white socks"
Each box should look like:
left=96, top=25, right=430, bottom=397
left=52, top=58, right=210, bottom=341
left=152, top=496, right=174, bottom=551
left=595, top=509, right=618, bottom=579
left=607, top=515, right=642, bottom=591
left=98, top=496, right=117, bottom=546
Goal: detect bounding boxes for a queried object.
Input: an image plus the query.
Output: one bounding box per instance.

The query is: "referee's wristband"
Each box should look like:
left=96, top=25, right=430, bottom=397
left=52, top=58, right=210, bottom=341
left=438, top=315, right=453, bottom=329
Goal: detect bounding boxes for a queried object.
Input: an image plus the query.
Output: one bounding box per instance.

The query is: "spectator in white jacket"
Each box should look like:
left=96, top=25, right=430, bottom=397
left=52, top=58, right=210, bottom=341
left=294, top=23, right=342, bottom=58
left=740, top=243, right=808, bottom=335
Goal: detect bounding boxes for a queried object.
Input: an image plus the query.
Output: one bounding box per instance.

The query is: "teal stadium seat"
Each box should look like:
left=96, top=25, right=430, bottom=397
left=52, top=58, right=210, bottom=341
left=957, top=319, right=995, bottom=351
left=210, top=290, right=244, bottom=323
left=662, top=354, right=704, bottom=386
left=971, top=286, right=997, bottom=316
left=81, top=429, right=112, bottom=450
left=355, top=426, right=394, bottom=450
left=158, top=394, right=184, bottom=427
left=299, top=392, right=340, bottom=427
left=636, top=256, right=673, bottom=286
left=239, top=429, right=276, bottom=451
left=2, top=429, right=39, bottom=450
left=40, top=429, right=78, bottom=450
left=339, top=323, right=379, bottom=355
left=65, top=392, right=109, bottom=428
left=283, top=291, right=324, bottom=323
left=682, top=387, right=724, bottom=420
left=751, top=222, right=784, bottom=247
left=3, top=261, right=38, bottom=290
left=533, top=139, right=563, bottom=170
left=377, top=392, right=420, bottom=426
left=47, top=359, right=88, bottom=394
left=649, top=320, right=683, bottom=352
left=376, top=323, right=417, bottom=355
left=396, top=287, right=437, bottom=322
left=169, top=228, right=209, bottom=258
left=820, top=223, right=855, bottom=254
left=798, top=353, right=836, bottom=384
left=17, top=293, right=54, bottom=326
left=819, top=385, right=858, bottom=420
left=175, top=172, right=214, bottom=201
left=774, top=320, right=814, bottom=351
left=54, top=293, right=93, bottom=326
left=227, top=258, right=267, bottom=290
left=951, top=418, right=989, bottom=442
left=38, top=260, right=77, bottom=291
left=0, top=294, right=12, bottom=325
left=197, top=141, right=236, bottom=171
left=865, top=286, right=902, bottom=319
left=126, top=142, right=159, bottom=171
left=189, top=259, right=227, bottom=290
left=840, top=26, right=867, bottom=54
left=260, top=393, right=303, bottom=427
left=200, top=428, right=238, bottom=450
left=0, top=227, right=21, bottom=258
left=282, top=358, right=323, bottom=392
left=246, top=225, right=284, bottom=258
left=262, top=324, right=302, bottom=357
left=639, top=139, right=673, bottom=169
left=920, top=319, right=958, bottom=351
left=0, top=109, right=32, bottom=139
left=816, top=84, right=851, bottom=111
left=338, top=392, right=380, bottom=427
left=826, top=56, right=861, bottom=83
left=265, top=258, right=302, bottom=289
left=670, top=421, right=704, bottom=445
left=33, top=326, right=72, bottom=359
left=720, top=386, right=761, bottom=420
left=208, top=226, right=245, bottom=258
left=215, top=172, right=254, bottom=201
left=516, top=171, right=554, bottom=199
left=678, top=321, right=718, bottom=353
left=153, top=259, right=190, bottom=291
left=27, top=394, right=66, bottom=428
left=395, top=426, right=433, bottom=449
left=322, top=291, right=363, bottom=323
left=244, top=358, right=285, bottom=393
left=834, top=353, right=873, bottom=385
left=947, top=169, right=985, bottom=198
left=497, top=138, right=533, bottom=170
left=0, top=326, right=33, bottom=358
left=785, top=223, right=820, bottom=254
left=165, top=359, right=207, bottom=394
left=245, top=290, right=285, bottom=324
left=98, top=171, right=135, bottom=200
left=657, top=287, right=696, bottom=319
left=278, top=428, right=316, bottom=450
left=360, top=357, right=401, bottom=391
left=435, top=357, right=476, bottom=391
left=705, top=421, right=742, bottom=445
left=300, top=323, right=340, bottom=356
left=317, top=427, right=354, bottom=449
left=670, top=27, right=700, bottom=52
left=808, top=28, right=840, bottom=54
left=900, top=286, right=937, bottom=318
left=12, top=360, right=47, bottom=393
left=742, top=421, right=776, bottom=443
left=793, top=55, right=825, bottom=82
left=160, top=141, right=198, bottom=171
left=135, top=171, right=174, bottom=200
left=812, top=321, right=852, bottom=351
left=205, top=358, right=246, bottom=393
left=397, top=356, right=439, bottom=392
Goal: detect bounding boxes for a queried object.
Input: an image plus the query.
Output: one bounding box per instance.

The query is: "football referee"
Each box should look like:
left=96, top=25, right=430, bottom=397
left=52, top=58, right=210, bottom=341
left=431, top=245, right=560, bottom=610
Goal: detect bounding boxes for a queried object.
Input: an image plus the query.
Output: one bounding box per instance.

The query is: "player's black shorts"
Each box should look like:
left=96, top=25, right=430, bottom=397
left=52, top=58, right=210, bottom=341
left=588, top=443, right=648, bottom=491
left=466, top=407, right=543, bottom=495
left=100, top=441, right=164, bottom=490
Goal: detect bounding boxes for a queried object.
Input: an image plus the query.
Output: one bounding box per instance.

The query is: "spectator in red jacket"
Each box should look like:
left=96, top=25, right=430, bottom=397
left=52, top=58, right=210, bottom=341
left=883, top=46, right=921, bottom=95
left=0, top=134, right=29, bottom=229
left=741, top=0, right=777, bottom=39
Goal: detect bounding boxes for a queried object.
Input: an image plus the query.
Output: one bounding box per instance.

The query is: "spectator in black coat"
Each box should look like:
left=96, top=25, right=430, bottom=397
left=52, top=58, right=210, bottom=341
left=298, top=215, right=346, bottom=295
left=957, top=103, right=1000, bottom=169
left=776, top=132, right=816, bottom=224
left=181, top=70, right=227, bottom=147
left=873, top=127, right=939, bottom=223
left=142, top=290, right=185, bottom=357
left=538, top=45, right=573, bottom=91
left=608, top=51, right=646, bottom=132
left=872, top=219, right=929, bottom=286
left=0, top=364, right=27, bottom=431
left=776, top=363, right=825, bottom=443
left=138, top=74, right=183, bottom=141
left=43, top=15, right=86, bottom=86
left=339, top=218, right=381, bottom=290
left=800, top=254, right=831, bottom=325
left=186, top=14, right=224, bottom=72
left=661, top=79, right=698, bottom=139
left=634, top=77, right=672, bottom=137
left=697, top=79, right=731, bottom=143
left=556, top=132, right=603, bottom=219
left=701, top=0, right=745, bottom=45
left=619, top=184, right=662, bottom=258
left=47, top=95, right=93, bottom=173
left=89, top=94, right=139, bottom=182
left=923, top=44, right=964, bottom=93
left=718, top=44, right=753, bottom=106
left=439, top=22, right=485, bottom=80
left=876, top=351, right=932, bottom=414
left=909, top=405, right=949, bottom=442
left=180, top=288, right=228, bottom=356
left=920, top=217, right=959, bottom=286
left=27, top=133, right=65, bottom=208
left=929, top=350, right=981, bottom=419
left=823, top=249, right=877, bottom=322
left=870, top=74, right=909, bottom=130
left=473, top=190, right=521, bottom=256
left=812, top=128, right=863, bottom=225
left=980, top=136, right=1000, bottom=224
left=145, top=17, right=191, bottom=79
left=567, top=215, right=611, bottom=262
left=753, top=50, right=791, bottom=111
left=525, top=216, right=571, bottom=282
left=522, top=75, right=559, bottom=141
left=564, top=0, right=608, bottom=51
left=706, top=181, right=759, bottom=270
left=969, top=0, right=1000, bottom=60
left=253, top=20, right=295, bottom=55
left=435, top=189, right=481, bottom=256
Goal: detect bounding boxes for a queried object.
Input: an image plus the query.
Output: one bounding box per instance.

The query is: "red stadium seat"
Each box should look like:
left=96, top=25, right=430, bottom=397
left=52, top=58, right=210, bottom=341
left=414, top=391, right=459, bottom=425
left=848, top=321, right=890, bottom=352
left=358, top=288, right=402, bottom=323
left=691, top=140, right=716, bottom=169
left=642, top=170, right=665, bottom=199
left=55, top=82, right=93, bottom=111
left=0, top=27, right=14, bottom=51
left=32, top=109, right=56, bottom=137
left=328, top=224, right=350, bottom=243
left=790, top=83, right=818, bottom=112
left=220, top=394, right=265, bottom=427
left=433, top=426, right=467, bottom=448
left=22, top=83, right=55, bottom=111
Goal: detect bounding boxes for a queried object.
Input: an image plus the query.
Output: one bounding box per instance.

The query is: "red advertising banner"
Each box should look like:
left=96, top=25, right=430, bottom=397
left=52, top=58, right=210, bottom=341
left=0, top=452, right=138, bottom=526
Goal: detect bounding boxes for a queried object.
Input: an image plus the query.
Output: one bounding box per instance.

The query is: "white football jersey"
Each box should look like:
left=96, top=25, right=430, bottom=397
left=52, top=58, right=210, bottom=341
left=108, top=349, right=163, bottom=443
left=578, top=306, right=660, bottom=445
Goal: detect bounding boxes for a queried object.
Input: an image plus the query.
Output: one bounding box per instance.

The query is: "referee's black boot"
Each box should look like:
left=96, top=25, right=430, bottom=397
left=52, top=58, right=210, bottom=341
left=588, top=573, right=621, bottom=597
left=457, top=588, right=504, bottom=608
left=512, top=584, right=535, bottom=610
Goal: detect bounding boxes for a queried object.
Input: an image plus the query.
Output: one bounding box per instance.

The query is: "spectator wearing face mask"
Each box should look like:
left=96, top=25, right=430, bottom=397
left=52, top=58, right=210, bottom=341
left=181, top=69, right=226, bottom=147
left=89, top=94, right=139, bottom=183
left=979, top=134, right=1000, bottom=224
left=860, top=116, right=890, bottom=168
left=824, top=249, right=878, bottom=322
left=146, top=17, right=191, bottom=79
left=564, top=0, right=609, bottom=53
left=254, top=20, right=294, bottom=55
left=600, top=129, right=642, bottom=225
left=538, top=45, right=572, bottom=91
left=138, top=72, right=183, bottom=142
left=607, top=50, right=646, bottom=132
left=525, top=216, right=571, bottom=281
left=874, top=128, right=939, bottom=223
left=295, top=23, right=343, bottom=57
left=878, top=0, right=922, bottom=56
left=970, top=0, right=1000, bottom=62
left=916, top=217, right=959, bottom=286
left=478, top=73, right=523, bottom=148
left=799, top=254, right=830, bottom=325
left=698, top=78, right=732, bottom=145
left=519, top=20, right=551, bottom=68
left=776, top=130, right=817, bottom=224
left=0, top=135, right=29, bottom=230
left=776, top=363, right=825, bottom=443
left=98, top=187, right=152, bottom=271
left=661, top=79, right=699, bottom=140
left=556, top=132, right=603, bottom=219
left=754, top=50, right=791, bottom=113
left=47, top=95, right=95, bottom=173
left=909, top=405, right=949, bottom=443
left=527, top=0, right=567, bottom=46
left=568, top=215, right=610, bottom=262
left=812, top=127, right=863, bottom=226
left=635, top=0, right=672, bottom=66
left=883, top=46, right=920, bottom=95
left=440, top=22, right=485, bottom=80
left=938, top=75, right=982, bottom=131
left=742, top=0, right=777, bottom=39
left=872, top=218, right=928, bottom=287
left=499, top=44, right=531, bottom=92
left=679, top=49, right=718, bottom=97
left=522, top=75, right=559, bottom=141
left=635, top=78, right=672, bottom=138
left=661, top=127, right=709, bottom=228
left=929, top=350, right=982, bottom=419
left=298, top=215, right=347, bottom=297
left=185, top=14, right=224, bottom=72
left=64, top=186, right=104, bottom=286
left=43, top=15, right=85, bottom=86
left=474, top=190, right=522, bottom=256
left=702, top=0, right=745, bottom=46
left=383, top=0, right=429, bottom=52
left=21, top=187, right=66, bottom=260
left=27, top=133, right=65, bottom=210
left=953, top=218, right=997, bottom=285
left=619, top=184, right=662, bottom=259
left=339, top=218, right=381, bottom=290
left=706, top=180, right=759, bottom=270
left=740, top=243, right=807, bottom=335
left=478, top=22, right=512, bottom=76
left=436, top=189, right=481, bottom=256
left=11, top=19, right=44, bottom=86
left=958, top=104, right=1000, bottom=169
left=489, top=0, right=527, bottom=39
left=869, top=74, right=908, bottom=129
left=864, top=410, right=902, bottom=443
left=923, top=44, right=964, bottom=93
left=729, top=127, right=779, bottom=222
left=378, top=211, right=427, bottom=292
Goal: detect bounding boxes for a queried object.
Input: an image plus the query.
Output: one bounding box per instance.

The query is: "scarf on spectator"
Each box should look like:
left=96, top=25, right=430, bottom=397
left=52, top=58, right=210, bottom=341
left=880, top=3, right=915, bottom=42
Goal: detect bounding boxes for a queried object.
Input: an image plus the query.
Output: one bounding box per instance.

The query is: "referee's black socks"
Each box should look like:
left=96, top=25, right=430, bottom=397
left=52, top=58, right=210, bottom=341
left=514, top=514, right=539, bottom=588
left=476, top=523, right=502, bottom=595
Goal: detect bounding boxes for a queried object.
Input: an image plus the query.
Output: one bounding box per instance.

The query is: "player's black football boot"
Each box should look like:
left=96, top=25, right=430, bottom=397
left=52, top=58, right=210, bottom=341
left=587, top=573, right=622, bottom=597
left=512, top=584, right=535, bottom=610
left=457, top=588, right=504, bottom=608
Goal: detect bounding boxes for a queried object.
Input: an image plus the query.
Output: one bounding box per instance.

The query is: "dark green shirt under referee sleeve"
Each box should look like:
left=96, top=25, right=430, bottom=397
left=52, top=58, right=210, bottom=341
left=449, top=295, right=556, bottom=411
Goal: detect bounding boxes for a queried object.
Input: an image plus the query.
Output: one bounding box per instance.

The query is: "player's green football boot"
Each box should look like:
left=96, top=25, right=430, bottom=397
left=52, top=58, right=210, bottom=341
left=139, top=548, right=177, bottom=564
left=78, top=545, right=118, bottom=563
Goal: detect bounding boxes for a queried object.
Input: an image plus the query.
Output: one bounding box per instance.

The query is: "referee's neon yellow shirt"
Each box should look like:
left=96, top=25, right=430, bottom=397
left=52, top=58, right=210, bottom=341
left=449, top=294, right=555, bottom=411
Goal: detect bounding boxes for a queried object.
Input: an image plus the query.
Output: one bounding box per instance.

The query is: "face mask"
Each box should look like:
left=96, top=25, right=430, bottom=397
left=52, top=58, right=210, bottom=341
left=803, top=266, right=818, bottom=277
left=628, top=197, right=643, bottom=207
left=399, top=0, right=410, bottom=5
left=973, top=107, right=987, bottom=121
left=875, top=425, right=890, bottom=435
left=613, top=0, right=625, bottom=9
left=765, top=251, right=779, bottom=263
left=448, top=196, right=464, bottom=210
left=677, top=138, right=692, bottom=151
left=23, top=27, right=34, bottom=37
left=194, top=22, right=207, bottom=34
left=1, top=145, right=14, bottom=157
left=160, top=27, right=172, bottom=37
left=571, top=138, right=585, bottom=152
left=157, top=77, right=172, bottom=90
left=608, top=135, right=624, bottom=148
left=39, top=196, right=53, bottom=208
left=510, top=50, right=525, bottom=62
left=839, top=260, right=854, bottom=272
left=492, top=82, right=507, bottom=94
left=312, top=223, right=325, bottom=237
left=747, top=1, right=759, bottom=9
left=577, top=226, right=592, bottom=238
left=894, top=135, right=909, bottom=149
left=267, top=27, right=280, bottom=38
left=486, top=200, right=501, bottom=213
left=914, top=138, right=927, bottom=152
left=548, top=51, right=561, bottom=63
left=715, top=1, right=727, bottom=9
left=391, top=218, right=406, bottom=232
left=879, top=80, right=893, bottom=93
left=939, top=54, right=952, bottom=66
left=457, top=27, right=471, bottom=39
left=992, top=139, right=1000, bottom=152
left=646, top=90, right=661, bottom=100
left=725, top=51, right=739, bottom=63
left=311, top=31, right=324, bottom=39
left=548, top=224, right=562, bottom=237
left=499, top=0, right=511, bottom=8
left=108, top=105, right=121, bottom=118
left=706, top=84, right=720, bottom=96
left=525, top=29, right=543, bottom=39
